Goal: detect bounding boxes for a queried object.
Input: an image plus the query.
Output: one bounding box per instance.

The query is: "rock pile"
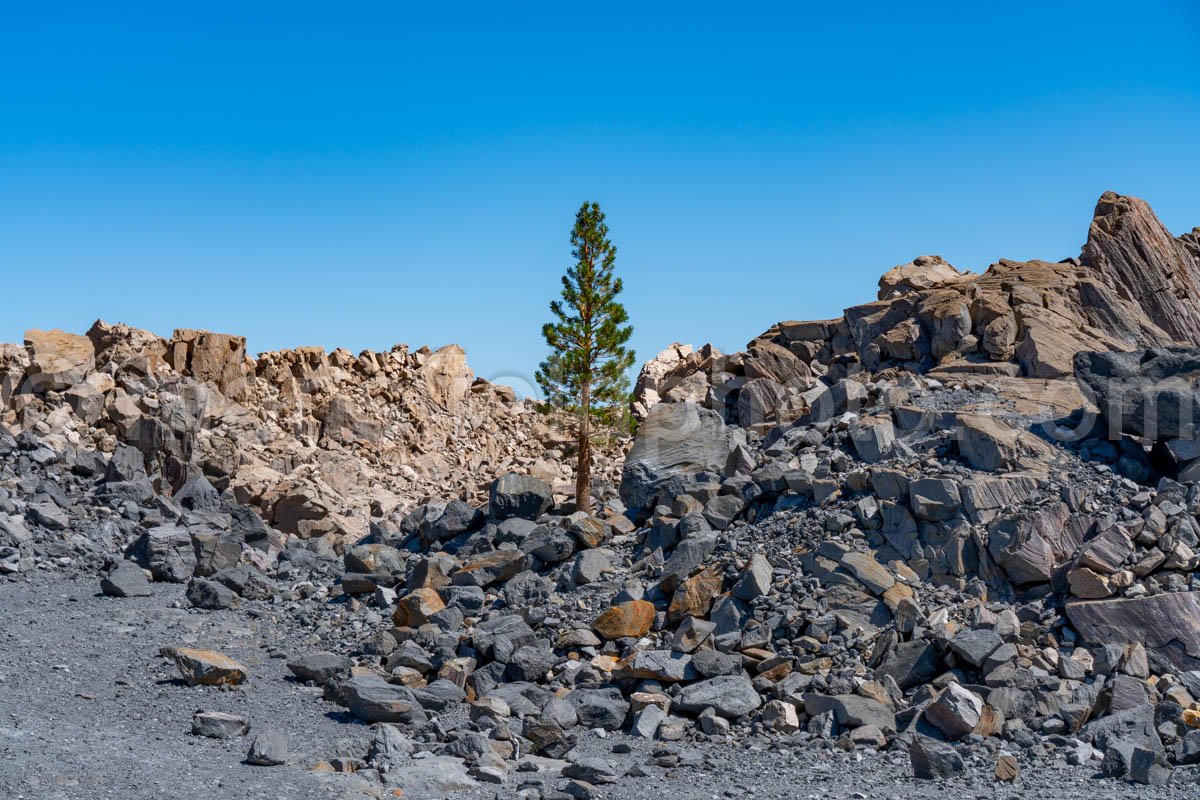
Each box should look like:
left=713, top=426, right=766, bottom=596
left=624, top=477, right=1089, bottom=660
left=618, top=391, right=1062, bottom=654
left=0, top=322, right=623, bottom=550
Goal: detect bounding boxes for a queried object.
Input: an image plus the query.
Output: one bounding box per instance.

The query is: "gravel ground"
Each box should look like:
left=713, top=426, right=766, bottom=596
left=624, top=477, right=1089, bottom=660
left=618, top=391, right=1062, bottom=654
left=1, top=571, right=1196, bottom=800
left=0, top=572, right=377, bottom=800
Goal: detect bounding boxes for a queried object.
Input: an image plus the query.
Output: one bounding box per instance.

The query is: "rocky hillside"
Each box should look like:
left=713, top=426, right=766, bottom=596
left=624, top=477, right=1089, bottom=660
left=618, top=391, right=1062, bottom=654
left=0, top=322, right=623, bottom=546
left=4, top=191, right=1200, bottom=798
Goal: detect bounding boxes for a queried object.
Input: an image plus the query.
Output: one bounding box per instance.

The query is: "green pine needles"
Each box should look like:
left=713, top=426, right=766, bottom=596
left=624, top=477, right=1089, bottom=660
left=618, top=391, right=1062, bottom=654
left=536, top=201, right=635, bottom=513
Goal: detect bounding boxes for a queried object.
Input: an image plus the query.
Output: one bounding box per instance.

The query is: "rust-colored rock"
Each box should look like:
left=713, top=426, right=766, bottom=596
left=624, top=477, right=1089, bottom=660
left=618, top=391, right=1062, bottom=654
left=668, top=567, right=724, bottom=621
left=995, top=752, right=1019, bottom=782
left=592, top=599, right=656, bottom=640
left=392, top=588, right=446, bottom=628
left=168, top=329, right=249, bottom=401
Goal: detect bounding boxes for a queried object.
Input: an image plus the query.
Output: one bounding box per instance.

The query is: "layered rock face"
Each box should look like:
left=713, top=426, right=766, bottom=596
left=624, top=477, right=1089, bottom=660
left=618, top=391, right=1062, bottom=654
left=634, top=191, right=1200, bottom=428
left=0, top=321, right=621, bottom=545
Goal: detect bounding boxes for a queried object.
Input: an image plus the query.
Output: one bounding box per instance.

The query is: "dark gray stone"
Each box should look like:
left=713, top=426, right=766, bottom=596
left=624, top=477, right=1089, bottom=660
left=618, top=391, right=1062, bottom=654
left=192, top=711, right=250, bottom=739
left=100, top=560, right=151, bottom=598
left=341, top=675, right=428, bottom=724
left=675, top=675, right=761, bottom=718
left=1075, top=347, right=1200, bottom=441
left=801, top=694, right=896, bottom=733
left=875, top=640, right=941, bottom=690
left=909, top=735, right=964, bottom=779
left=287, top=652, right=353, bottom=684
left=127, top=524, right=196, bottom=583
left=247, top=730, right=287, bottom=766
left=105, top=444, right=146, bottom=483
left=174, top=475, right=220, bottom=512
left=186, top=577, right=237, bottom=609
left=489, top=474, right=553, bottom=521
left=949, top=628, right=1003, bottom=668
left=568, top=686, right=630, bottom=730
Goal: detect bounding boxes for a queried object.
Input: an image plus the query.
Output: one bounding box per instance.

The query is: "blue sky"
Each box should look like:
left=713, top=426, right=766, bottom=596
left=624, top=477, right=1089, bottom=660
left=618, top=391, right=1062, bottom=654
left=2, top=2, right=1199, bottom=395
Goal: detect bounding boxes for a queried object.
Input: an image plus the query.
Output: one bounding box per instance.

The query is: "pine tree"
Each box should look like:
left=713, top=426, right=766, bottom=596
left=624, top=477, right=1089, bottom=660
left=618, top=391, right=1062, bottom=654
left=536, top=201, right=635, bottom=513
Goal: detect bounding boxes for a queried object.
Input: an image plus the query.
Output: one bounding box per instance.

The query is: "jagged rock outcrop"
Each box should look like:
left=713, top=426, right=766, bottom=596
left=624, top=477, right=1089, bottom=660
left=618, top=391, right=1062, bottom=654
left=1080, top=192, right=1200, bottom=348
left=634, top=191, right=1200, bottom=422
left=877, top=255, right=968, bottom=300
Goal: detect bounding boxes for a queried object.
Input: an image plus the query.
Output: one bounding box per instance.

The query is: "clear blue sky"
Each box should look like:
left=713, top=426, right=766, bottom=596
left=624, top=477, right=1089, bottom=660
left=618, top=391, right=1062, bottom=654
left=2, top=2, right=1199, bottom=395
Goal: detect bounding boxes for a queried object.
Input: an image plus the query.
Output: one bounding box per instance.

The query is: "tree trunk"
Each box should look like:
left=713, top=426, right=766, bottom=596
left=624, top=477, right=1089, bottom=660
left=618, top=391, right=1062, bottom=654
left=576, top=380, right=592, bottom=514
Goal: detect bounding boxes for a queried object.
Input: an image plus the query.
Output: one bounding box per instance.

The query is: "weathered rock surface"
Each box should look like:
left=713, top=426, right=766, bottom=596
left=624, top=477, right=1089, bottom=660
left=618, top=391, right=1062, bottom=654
left=1067, top=592, right=1200, bottom=669
left=619, top=402, right=740, bottom=518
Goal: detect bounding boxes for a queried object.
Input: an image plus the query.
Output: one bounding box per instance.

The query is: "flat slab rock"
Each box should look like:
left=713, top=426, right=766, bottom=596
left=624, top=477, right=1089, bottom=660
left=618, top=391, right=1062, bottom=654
left=1066, top=591, right=1200, bottom=669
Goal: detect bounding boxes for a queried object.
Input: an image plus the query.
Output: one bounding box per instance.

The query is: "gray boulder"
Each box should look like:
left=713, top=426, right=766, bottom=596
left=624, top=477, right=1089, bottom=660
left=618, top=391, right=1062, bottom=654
left=875, top=639, right=940, bottom=689
left=675, top=675, right=761, bottom=718
left=105, top=444, right=146, bottom=483
left=489, top=474, right=553, bottom=520
left=568, top=686, right=629, bottom=730
left=247, top=730, right=287, bottom=766
left=619, top=402, right=740, bottom=520
left=287, top=652, right=353, bottom=684
left=848, top=415, right=895, bottom=463
left=174, top=475, right=220, bottom=512
left=948, top=628, right=1003, bottom=668
left=192, top=711, right=250, bottom=739
left=127, top=525, right=197, bottom=583
left=801, top=694, right=896, bottom=733
left=186, top=577, right=237, bottom=610
left=909, top=735, right=965, bottom=779
left=100, top=560, right=151, bottom=598
left=341, top=675, right=428, bottom=724
left=1075, top=347, right=1200, bottom=441
left=1067, top=592, right=1200, bottom=671
left=924, top=683, right=983, bottom=739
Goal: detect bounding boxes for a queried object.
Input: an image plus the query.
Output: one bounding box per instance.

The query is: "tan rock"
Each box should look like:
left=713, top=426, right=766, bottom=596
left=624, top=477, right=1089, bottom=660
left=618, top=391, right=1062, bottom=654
left=168, top=329, right=249, bottom=401
left=956, top=414, right=1049, bottom=472
left=421, top=344, right=473, bottom=410
left=629, top=690, right=671, bottom=712
left=173, top=647, right=248, bottom=686
left=840, top=552, right=894, bottom=595
left=87, top=319, right=167, bottom=376
left=1067, top=566, right=1114, bottom=599
left=995, top=752, right=1019, bottom=782
left=761, top=699, right=800, bottom=733
left=881, top=581, right=915, bottom=613
left=878, top=255, right=966, bottom=300
left=438, top=657, right=476, bottom=689
left=24, top=328, right=95, bottom=391
left=392, top=588, right=446, bottom=628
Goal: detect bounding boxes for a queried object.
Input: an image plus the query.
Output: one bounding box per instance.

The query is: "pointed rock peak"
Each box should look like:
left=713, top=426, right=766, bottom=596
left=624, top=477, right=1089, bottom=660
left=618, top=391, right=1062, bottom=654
left=1087, top=191, right=1170, bottom=239
left=1081, top=191, right=1200, bottom=347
